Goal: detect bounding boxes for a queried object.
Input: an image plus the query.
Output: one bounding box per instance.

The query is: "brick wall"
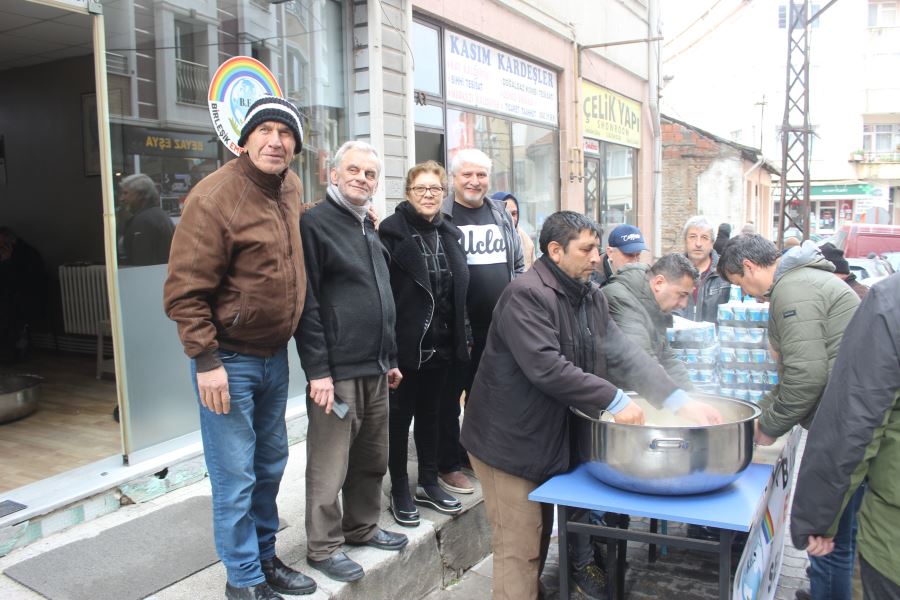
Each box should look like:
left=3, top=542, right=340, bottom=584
left=661, top=119, right=739, bottom=254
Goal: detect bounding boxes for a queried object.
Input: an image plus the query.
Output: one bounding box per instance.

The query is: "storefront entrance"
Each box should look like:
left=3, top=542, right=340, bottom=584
left=0, top=0, right=121, bottom=495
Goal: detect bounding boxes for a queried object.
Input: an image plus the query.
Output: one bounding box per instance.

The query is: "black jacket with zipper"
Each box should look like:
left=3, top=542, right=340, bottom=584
left=294, top=191, right=397, bottom=382
left=379, top=203, right=471, bottom=372
left=460, top=257, right=680, bottom=483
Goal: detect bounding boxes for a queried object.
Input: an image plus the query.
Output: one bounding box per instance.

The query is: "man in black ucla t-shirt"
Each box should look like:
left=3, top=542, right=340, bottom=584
left=437, top=148, right=523, bottom=496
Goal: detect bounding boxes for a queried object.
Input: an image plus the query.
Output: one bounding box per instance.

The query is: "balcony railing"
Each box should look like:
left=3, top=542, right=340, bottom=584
left=854, top=151, right=900, bottom=163
left=176, top=58, right=209, bottom=106
left=106, top=51, right=128, bottom=75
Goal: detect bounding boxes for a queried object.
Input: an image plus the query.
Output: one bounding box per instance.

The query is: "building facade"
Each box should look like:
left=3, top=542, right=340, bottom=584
left=660, top=116, right=776, bottom=253
left=0, top=0, right=662, bottom=547
left=660, top=0, right=899, bottom=236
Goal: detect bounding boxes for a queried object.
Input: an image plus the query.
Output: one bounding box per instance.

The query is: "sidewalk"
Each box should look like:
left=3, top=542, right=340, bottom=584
left=431, top=435, right=814, bottom=600
left=0, top=418, right=491, bottom=600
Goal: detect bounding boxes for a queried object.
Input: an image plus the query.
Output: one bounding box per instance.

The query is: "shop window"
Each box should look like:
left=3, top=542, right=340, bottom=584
left=446, top=109, right=559, bottom=242
left=868, top=1, right=898, bottom=26
left=584, top=141, right=635, bottom=246
left=101, top=0, right=350, bottom=455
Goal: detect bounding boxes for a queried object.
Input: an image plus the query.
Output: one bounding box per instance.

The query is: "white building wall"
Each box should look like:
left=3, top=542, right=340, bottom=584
left=697, top=156, right=744, bottom=228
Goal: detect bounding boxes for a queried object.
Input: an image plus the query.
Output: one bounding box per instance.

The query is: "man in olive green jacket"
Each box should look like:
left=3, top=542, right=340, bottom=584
left=719, top=234, right=860, bottom=600
left=791, top=273, right=900, bottom=600
left=718, top=235, right=859, bottom=444
left=602, top=254, right=698, bottom=390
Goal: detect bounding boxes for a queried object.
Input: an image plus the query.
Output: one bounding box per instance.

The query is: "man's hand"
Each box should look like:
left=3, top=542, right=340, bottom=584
left=754, top=421, right=777, bottom=446
left=309, top=376, right=335, bottom=414
left=197, top=366, right=231, bottom=415
left=368, top=206, right=380, bottom=230
left=613, top=401, right=645, bottom=425
left=387, top=368, right=403, bottom=390
left=805, top=535, right=834, bottom=557
left=677, top=400, right=724, bottom=425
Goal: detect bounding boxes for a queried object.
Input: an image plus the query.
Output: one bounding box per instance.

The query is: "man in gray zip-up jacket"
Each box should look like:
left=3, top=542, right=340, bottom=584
left=436, top=148, right=524, bottom=496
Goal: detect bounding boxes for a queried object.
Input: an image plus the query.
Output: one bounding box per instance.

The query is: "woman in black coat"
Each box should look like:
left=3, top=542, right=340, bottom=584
left=379, top=161, right=471, bottom=527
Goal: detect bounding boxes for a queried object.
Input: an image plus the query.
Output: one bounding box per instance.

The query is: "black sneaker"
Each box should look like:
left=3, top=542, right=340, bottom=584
left=414, top=484, right=462, bottom=515
left=390, top=487, right=420, bottom=527
left=570, top=563, right=606, bottom=600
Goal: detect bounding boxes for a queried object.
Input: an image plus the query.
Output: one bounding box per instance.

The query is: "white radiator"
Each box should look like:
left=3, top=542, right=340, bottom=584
left=59, top=265, right=110, bottom=335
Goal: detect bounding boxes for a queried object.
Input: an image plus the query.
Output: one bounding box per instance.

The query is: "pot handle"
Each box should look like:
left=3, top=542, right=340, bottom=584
left=569, top=406, right=614, bottom=423
left=650, top=438, right=689, bottom=450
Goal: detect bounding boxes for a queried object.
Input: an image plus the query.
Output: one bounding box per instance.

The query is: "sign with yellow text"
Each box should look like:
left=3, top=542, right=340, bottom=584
left=581, top=81, right=641, bottom=149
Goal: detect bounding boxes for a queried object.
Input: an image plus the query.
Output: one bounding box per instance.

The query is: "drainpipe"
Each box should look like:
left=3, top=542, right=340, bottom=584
left=368, top=0, right=385, bottom=216
left=404, top=0, right=415, bottom=172
left=744, top=156, right=764, bottom=229
left=649, top=0, right=662, bottom=256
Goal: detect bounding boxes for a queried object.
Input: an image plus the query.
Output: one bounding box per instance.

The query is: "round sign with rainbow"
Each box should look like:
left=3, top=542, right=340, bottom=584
left=208, top=56, right=283, bottom=156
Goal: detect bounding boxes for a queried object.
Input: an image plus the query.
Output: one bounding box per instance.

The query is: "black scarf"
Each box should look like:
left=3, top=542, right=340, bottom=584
left=540, top=254, right=596, bottom=375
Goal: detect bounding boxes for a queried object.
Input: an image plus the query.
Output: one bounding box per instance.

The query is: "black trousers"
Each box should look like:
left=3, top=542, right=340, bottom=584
left=861, top=555, right=900, bottom=600
left=389, top=365, right=452, bottom=487
left=437, top=327, right=487, bottom=472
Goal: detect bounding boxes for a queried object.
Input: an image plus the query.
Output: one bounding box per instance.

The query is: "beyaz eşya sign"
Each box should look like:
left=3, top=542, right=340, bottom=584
left=445, top=31, right=558, bottom=126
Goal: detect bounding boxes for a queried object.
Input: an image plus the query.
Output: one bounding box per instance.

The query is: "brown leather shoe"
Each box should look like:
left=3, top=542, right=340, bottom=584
left=438, top=471, right=474, bottom=494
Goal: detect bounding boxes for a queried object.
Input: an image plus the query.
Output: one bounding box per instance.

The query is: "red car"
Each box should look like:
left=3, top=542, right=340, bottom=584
left=834, top=224, right=900, bottom=258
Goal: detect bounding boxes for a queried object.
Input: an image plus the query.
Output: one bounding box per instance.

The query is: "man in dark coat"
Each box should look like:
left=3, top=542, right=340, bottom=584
left=791, top=273, right=900, bottom=600
left=676, top=215, right=731, bottom=323
left=295, top=140, right=407, bottom=584
left=460, top=211, right=721, bottom=600
left=118, top=173, right=175, bottom=266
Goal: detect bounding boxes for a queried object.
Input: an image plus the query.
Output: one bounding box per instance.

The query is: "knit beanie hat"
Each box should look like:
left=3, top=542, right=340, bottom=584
left=819, top=242, right=850, bottom=274
left=237, top=96, right=304, bottom=154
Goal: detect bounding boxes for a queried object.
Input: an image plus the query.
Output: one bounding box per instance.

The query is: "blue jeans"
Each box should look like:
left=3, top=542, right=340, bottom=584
left=808, top=484, right=865, bottom=600
left=192, top=348, right=290, bottom=588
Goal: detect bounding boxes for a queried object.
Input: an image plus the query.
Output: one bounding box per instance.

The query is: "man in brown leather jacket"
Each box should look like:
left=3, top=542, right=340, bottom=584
left=164, top=96, right=315, bottom=600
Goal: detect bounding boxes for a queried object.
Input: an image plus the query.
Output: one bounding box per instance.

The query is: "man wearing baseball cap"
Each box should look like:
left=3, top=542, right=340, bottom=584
left=165, top=95, right=316, bottom=599
left=591, top=223, right=647, bottom=287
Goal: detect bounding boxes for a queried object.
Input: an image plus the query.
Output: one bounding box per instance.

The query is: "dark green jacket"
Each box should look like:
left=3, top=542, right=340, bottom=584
left=602, top=263, right=693, bottom=390
left=791, top=274, right=900, bottom=586
left=760, top=243, right=859, bottom=436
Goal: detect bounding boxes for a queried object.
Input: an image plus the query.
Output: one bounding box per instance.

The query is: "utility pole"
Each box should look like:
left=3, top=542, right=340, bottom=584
left=778, top=0, right=812, bottom=249
left=777, top=0, right=840, bottom=249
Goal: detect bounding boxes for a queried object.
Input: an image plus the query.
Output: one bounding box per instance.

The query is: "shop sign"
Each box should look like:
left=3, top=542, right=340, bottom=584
left=581, top=81, right=641, bottom=149
left=208, top=56, right=283, bottom=156
left=124, top=127, right=218, bottom=159
left=444, top=31, right=558, bottom=126
left=810, top=183, right=873, bottom=197
left=583, top=139, right=600, bottom=155
left=733, top=427, right=802, bottom=600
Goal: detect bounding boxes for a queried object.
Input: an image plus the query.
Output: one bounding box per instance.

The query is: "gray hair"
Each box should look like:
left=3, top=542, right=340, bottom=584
left=450, top=148, right=492, bottom=176
left=650, top=253, right=699, bottom=284
left=332, top=140, right=382, bottom=176
left=681, top=215, right=715, bottom=241
left=717, top=234, right=779, bottom=279
left=120, top=174, right=159, bottom=207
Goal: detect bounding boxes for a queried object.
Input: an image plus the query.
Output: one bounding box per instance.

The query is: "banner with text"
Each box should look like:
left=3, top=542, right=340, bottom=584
left=444, top=31, right=558, bottom=126
left=581, top=81, right=642, bottom=149
left=734, top=427, right=802, bottom=600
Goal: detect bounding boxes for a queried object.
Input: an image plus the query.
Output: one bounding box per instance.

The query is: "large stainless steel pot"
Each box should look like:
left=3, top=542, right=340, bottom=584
left=572, top=392, right=760, bottom=495
left=0, top=374, right=42, bottom=424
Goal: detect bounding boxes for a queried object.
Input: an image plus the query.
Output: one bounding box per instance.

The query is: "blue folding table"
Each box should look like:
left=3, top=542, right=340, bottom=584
left=529, top=462, right=772, bottom=600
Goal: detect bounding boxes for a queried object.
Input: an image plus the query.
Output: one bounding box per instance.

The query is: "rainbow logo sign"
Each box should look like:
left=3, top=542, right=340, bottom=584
left=761, top=508, right=775, bottom=544
left=208, top=56, right=283, bottom=156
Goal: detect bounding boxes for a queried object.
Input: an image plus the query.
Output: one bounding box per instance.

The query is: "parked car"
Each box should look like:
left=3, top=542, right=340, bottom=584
left=881, top=251, right=900, bottom=273
left=834, top=224, right=900, bottom=257
left=847, top=256, right=895, bottom=281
